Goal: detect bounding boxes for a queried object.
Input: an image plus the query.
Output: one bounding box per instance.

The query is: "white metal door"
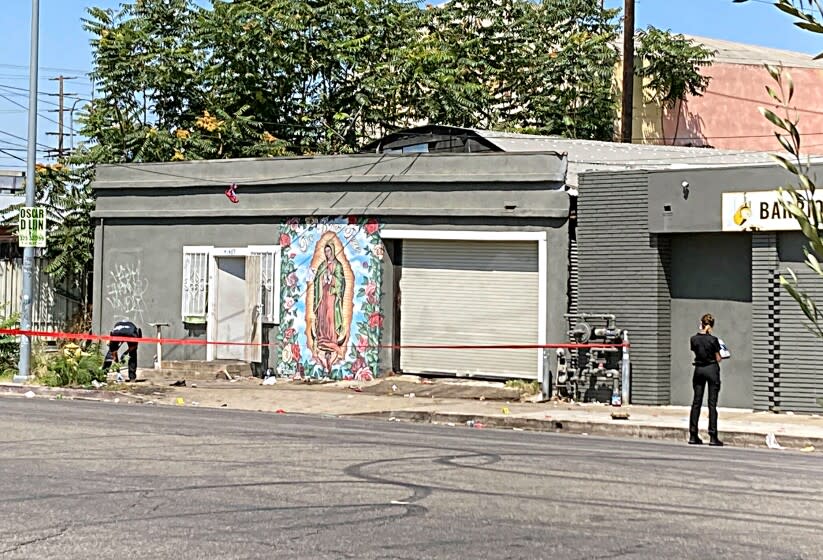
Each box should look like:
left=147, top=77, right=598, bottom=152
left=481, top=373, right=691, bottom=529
left=399, top=239, right=540, bottom=379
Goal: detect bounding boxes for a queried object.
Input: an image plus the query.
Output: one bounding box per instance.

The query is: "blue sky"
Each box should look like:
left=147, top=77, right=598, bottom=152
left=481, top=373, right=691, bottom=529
left=0, top=0, right=819, bottom=170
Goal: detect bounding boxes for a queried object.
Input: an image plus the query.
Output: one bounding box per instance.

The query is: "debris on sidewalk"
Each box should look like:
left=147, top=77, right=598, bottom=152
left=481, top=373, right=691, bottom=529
left=501, top=406, right=510, bottom=415
left=170, top=380, right=186, bottom=387
left=275, top=408, right=286, bottom=414
left=766, top=433, right=784, bottom=449
left=611, top=411, right=630, bottom=421
left=91, top=380, right=107, bottom=389
left=262, top=377, right=277, bottom=386
left=801, top=445, right=816, bottom=453
left=24, top=390, right=35, bottom=399
left=350, top=386, right=362, bottom=393
left=175, top=397, right=185, bottom=406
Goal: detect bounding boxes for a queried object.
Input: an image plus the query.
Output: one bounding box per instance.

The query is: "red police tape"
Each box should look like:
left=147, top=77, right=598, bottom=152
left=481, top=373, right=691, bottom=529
left=0, top=328, right=629, bottom=350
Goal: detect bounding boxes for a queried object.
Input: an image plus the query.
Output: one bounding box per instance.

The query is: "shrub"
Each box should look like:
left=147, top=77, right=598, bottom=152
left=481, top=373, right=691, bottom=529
left=0, top=310, right=20, bottom=377
left=39, top=343, right=105, bottom=387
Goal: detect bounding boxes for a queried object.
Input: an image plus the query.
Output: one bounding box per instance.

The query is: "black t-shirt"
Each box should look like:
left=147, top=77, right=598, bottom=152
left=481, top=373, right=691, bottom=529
left=690, top=332, right=720, bottom=367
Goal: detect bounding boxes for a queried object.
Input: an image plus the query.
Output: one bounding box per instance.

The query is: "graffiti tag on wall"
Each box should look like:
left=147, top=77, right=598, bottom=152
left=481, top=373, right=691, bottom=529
left=277, top=217, right=383, bottom=380
left=106, top=258, right=149, bottom=325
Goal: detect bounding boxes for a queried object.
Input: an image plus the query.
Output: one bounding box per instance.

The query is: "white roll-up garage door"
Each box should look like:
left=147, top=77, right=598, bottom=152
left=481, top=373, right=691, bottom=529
left=399, top=239, right=540, bottom=379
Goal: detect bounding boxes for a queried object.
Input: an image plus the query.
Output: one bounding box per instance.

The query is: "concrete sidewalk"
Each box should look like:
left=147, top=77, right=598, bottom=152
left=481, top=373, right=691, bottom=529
left=3, top=371, right=822, bottom=452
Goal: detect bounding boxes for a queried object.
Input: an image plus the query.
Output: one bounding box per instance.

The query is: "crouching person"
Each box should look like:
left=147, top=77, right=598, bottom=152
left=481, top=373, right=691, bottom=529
left=103, top=320, right=142, bottom=382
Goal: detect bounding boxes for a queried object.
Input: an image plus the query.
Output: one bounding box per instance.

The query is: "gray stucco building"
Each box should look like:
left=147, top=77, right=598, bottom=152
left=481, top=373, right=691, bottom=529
left=92, top=126, right=823, bottom=413
left=92, top=152, right=570, bottom=384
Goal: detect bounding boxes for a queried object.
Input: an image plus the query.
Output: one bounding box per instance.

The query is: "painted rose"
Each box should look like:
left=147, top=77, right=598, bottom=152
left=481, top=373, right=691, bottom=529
left=364, top=218, right=379, bottom=235
left=354, top=366, right=373, bottom=382
left=289, top=252, right=296, bottom=258
left=279, top=233, right=291, bottom=248
left=284, top=297, right=295, bottom=310
left=356, top=334, right=369, bottom=355
left=286, top=272, right=298, bottom=288
left=281, top=346, right=292, bottom=363
left=291, top=343, right=301, bottom=361
left=348, top=215, right=359, bottom=225
left=365, top=281, right=378, bottom=304
left=343, top=373, right=354, bottom=381
left=368, top=312, right=384, bottom=328
left=282, top=327, right=296, bottom=342
left=373, top=243, right=385, bottom=260
left=352, top=355, right=367, bottom=374
left=285, top=218, right=300, bottom=231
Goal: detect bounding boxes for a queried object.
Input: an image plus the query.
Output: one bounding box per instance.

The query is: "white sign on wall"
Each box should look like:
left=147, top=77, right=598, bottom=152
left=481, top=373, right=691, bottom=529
left=721, top=190, right=823, bottom=232
left=17, top=206, right=46, bottom=248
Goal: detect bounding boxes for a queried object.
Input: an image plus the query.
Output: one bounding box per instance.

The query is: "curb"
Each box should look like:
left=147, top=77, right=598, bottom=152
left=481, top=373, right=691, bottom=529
left=349, top=410, right=823, bottom=452
left=0, top=383, right=129, bottom=403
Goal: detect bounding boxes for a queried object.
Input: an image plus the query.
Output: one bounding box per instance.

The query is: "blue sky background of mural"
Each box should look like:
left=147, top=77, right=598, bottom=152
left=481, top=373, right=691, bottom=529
left=277, top=217, right=383, bottom=380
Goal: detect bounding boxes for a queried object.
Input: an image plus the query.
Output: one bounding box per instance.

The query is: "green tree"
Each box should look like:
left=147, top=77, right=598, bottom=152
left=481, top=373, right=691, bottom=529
left=635, top=26, right=715, bottom=145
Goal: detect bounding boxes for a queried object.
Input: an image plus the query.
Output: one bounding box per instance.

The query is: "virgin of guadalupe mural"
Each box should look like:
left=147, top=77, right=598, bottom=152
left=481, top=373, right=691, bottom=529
left=305, top=232, right=354, bottom=372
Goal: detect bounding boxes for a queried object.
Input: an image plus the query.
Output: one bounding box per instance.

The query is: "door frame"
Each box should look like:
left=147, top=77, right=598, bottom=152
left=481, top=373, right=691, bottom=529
left=206, top=246, right=278, bottom=362
left=380, top=229, right=548, bottom=378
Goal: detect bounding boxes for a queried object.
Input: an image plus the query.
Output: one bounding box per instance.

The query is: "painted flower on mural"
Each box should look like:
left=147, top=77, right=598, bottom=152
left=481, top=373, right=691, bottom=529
left=365, top=219, right=379, bottom=236
left=279, top=233, right=291, bottom=248
left=285, top=218, right=300, bottom=231
left=284, top=297, right=295, bottom=310
left=373, top=243, right=384, bottom=260
left=291, top=343, right=301, bottom=362
left=283, top=327, right=296, bottom=342
left=365, top=282, right=377, bottom=305
left=356, top=334, right=369, bottom=355
left=286, top=272, right=298, bottom=288
left=368, top=312, right=383, bottom=328
left=281, top=346, right=292, bottom=363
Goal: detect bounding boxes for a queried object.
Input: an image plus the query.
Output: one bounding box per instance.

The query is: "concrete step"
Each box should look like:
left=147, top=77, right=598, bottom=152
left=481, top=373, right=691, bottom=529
left=159, top=360, right=248, bottom=373
left=142, top=361, right=252, bottom=381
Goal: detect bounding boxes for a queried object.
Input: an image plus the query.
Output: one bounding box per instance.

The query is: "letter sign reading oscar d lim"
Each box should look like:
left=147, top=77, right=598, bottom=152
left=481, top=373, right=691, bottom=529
left=721, top=190, right=823, bottom=232
left=18, top=206, right=46, bottom=248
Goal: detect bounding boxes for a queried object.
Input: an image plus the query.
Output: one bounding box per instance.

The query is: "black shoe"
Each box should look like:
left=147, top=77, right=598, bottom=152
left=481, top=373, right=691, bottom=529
left=688, top=436, right=703, bottom=445
left=709, top=438, right=724, bottom=447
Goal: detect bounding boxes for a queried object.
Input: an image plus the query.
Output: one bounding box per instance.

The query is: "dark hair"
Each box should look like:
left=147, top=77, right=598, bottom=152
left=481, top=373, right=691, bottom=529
left=700, top=313, right=715, bottom=328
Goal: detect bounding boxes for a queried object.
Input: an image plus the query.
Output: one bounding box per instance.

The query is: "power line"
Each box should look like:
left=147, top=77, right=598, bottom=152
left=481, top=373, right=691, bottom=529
left=0, top=93, right=74, bottom=132
left=0, top=128, right=53, bottom=151
left=0, top=63, right=90, bottom=74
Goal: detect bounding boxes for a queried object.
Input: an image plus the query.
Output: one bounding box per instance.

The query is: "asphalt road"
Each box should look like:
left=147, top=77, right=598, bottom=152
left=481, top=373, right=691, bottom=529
left=0, top=398, right=821, bottom=560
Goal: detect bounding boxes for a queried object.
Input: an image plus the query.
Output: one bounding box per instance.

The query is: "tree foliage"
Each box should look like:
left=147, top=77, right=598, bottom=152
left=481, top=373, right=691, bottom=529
left=6, top=0, right=718, bottom=284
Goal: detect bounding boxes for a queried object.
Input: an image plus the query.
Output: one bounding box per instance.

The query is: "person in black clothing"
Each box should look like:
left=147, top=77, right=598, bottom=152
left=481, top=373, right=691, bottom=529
left=688, top=313, right=723, bottom=446
left=102, top=320, right=142, bottom=382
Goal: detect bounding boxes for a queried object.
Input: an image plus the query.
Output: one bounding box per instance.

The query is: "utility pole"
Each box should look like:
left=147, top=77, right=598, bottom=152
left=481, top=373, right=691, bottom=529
left=47, top=75, right=76, bottom=159
left=620, top=0, right=635, bottom=144
left=15, top=0, right=40, bottom=383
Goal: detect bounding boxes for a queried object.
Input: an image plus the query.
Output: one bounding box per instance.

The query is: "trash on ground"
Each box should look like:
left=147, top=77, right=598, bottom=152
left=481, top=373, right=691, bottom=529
left=191, top=401, right=199, bottom=406
left=479, top=396, right=486, bottom=401
left=114, top=398, right=120, bottom=404
left=190, top=383, right=197, bottom=388
left=473, top=422, right=486, bottom=429
left=275, top=408, right=286, bottom=414
left=406, top=392, right=416, bottom=399
left=801, top=445, right=815, bottom=453
left=611, top=411, right=630, bottom=420
left=170, top=380, right=186, bottom=387
left=115, top=373, right=124, bottom=383
left=91, top=380, right=107, bottom=389
left=421, top=379, right=433, bottom=385
left=512, top=427, right=524, bottom=431
left=175, top=397, right=185, bottom=406
left=24, top=390, right=35, bottom=399
left=388, top=416, right=397, bottom=422
left=351, top=386, right=362, bottom=393
left=390, top=500, right=410, bottom=505
left=220, top=403, right=228, bottom=407
left=501, top=406, right=510, bottom=415
left=765, top=433, right=784, bottom=449
left=446, top=422, right=455, bottom=426
left=262, top=377, right=277, bottom=386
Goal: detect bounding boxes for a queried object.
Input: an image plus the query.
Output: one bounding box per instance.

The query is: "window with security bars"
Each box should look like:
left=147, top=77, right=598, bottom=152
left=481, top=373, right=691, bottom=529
left=182, top=246, right=211, bottom=323
left=249, top=246, right=280, bottom=324
left=181, top=245, right=281, bottom=325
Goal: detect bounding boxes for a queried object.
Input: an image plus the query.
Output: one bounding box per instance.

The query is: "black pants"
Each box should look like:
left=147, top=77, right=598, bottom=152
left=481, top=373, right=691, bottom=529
left=103, top=340, right=138, bottom=380
left=689, top=363, right=721, bottom=437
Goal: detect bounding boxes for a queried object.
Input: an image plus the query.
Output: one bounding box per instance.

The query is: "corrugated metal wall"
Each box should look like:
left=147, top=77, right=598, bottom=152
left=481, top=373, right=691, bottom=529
left=578, top=171, right=672, bottom=405
left=775, top=233, right=823, bottom=413
left=0, top=258, right=83, bottom=332
left=752, top=233, right=779, bottom=412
